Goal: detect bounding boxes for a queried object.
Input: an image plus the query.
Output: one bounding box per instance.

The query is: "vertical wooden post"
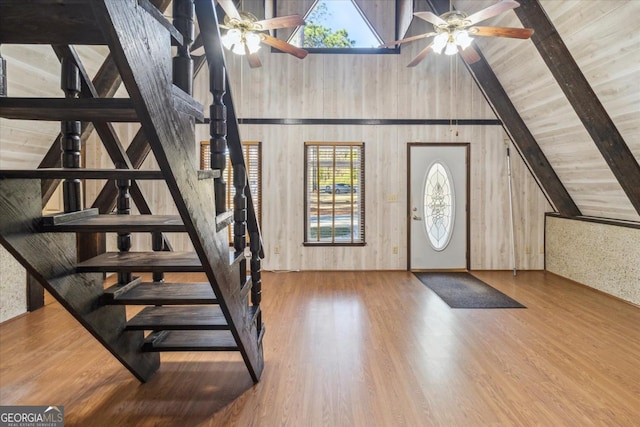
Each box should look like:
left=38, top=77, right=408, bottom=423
left=151, top=232, right=165, bottom=282
left=172, top=0, right=195, bottom=94
left=249, top=231, right=262, bottom=330
left=233, top=164, right=247, bottom=253
left=0, top=45, right=6, bottom=97
left=234, top=164, right=247, bottom=285
left=116, top=172, right=132, bottom=285
left=209, top=63, right=227, bottom=215
left=60, top=58, right=82, bottom=213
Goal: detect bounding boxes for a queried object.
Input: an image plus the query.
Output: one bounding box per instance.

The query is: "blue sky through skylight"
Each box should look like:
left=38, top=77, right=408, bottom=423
left=289, top=0, right=383, bottom=48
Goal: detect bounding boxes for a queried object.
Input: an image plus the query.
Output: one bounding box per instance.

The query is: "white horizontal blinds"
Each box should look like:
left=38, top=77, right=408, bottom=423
left=200, top=141, right=211, bottom=170
left=305, top=142, right=364, bottom=244
left=200, top=141, right=262, bottom=243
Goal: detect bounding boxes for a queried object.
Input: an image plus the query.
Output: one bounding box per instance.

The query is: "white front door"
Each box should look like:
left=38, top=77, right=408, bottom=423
left=409, top=144, right=468, bottom=270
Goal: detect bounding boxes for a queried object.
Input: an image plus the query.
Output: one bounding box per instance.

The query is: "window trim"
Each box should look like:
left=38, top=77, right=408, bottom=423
left=303, top=141, right=366, bottom=246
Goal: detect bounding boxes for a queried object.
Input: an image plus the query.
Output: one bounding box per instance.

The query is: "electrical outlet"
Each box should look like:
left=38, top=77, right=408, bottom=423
left=392, top=246, right=398, bottom=254
left=274, top=246, right=280, bottom=254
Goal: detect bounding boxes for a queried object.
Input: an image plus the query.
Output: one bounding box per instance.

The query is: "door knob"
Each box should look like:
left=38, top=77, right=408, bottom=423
left=412, top=215, right=422, bottom=220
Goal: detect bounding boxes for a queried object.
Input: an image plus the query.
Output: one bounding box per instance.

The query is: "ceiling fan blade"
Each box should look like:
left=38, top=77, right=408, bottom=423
left=261, top=34, right=308, bottom=59
left=469, top=26, right=533, bottom=39
left=254, top=14, right=305, bottom=31
left=217, top=0, right=241, bottom=21
left=458, top=45, right=481, bottom=64
left=379, top=32, right=437, bottom=48
left=244, top=45, right=262, bottom=68
left=465, top=1, right=520, bottom=25
left=407, top=43, right=434, bottom=68
left=414, top=11, right=447, bottom=26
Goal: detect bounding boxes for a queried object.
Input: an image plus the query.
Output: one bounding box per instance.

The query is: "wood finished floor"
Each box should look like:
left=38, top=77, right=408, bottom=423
left=1, top=271, right=639, bottom=426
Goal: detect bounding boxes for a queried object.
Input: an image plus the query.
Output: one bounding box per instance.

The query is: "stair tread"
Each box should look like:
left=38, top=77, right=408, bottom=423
left=0, top=97, right=140, bottom=121
left=143, top=330, right=238, bottom=352
left=0, top=168, right=165, bottom=180
left=0, top=1, right=183, bottom=46
left=42, top=214, right=186, bottom=232
left=0, top=94, right=202, bottom=122
left=77, top=251, right=203, bottom=272
left=126, top=306, right=228, bottom=330
left=106, top=282, right=217, bottom=305
left=77, top=251, right=241, bottom=272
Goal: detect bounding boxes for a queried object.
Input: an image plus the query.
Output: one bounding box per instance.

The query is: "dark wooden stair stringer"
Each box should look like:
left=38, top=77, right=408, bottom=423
left=93, top=0, right=264, bottom=381
left=0, top=179, right=159, bottom=382
left=0, top=0, right=264, bottom=383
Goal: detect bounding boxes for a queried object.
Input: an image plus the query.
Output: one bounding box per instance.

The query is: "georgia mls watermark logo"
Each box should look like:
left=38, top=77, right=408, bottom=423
left=0, top=406, right=64, bottom=427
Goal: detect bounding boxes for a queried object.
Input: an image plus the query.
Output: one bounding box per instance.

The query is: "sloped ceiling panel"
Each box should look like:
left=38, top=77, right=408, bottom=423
left=455, top=0, right=639, bottom=221
left=542, top=0, right=640, bottom=163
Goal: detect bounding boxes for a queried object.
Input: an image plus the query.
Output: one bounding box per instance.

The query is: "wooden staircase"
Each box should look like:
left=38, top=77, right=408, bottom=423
left=0, top=0, right=264, bottom=383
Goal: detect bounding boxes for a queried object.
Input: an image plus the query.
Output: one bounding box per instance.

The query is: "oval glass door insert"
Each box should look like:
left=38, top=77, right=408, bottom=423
left=424, top=161, right=455, bottom=251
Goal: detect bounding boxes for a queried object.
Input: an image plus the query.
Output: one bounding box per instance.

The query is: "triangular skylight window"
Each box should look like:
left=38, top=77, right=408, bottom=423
left=287, top=0, right=384, bottom=49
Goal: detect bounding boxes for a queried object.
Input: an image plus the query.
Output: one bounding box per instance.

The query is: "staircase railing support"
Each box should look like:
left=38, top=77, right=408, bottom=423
left=172, top=0, right=195, bottom=94
left=233, top=163, right=247, bottom=284
left=60, top=58, right=82, bottom=213
left=116, top=169, right=132, bottom=285
left=209, top=65, right=227, bottom=215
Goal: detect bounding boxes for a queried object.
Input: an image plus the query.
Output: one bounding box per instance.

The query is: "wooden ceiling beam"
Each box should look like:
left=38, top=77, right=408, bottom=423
left=515, top=0, right=640, bottom=216
left=425, top=0, right=580, bottom=216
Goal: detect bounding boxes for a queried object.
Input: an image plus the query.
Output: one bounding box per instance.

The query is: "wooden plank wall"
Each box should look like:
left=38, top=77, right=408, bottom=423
left=456, top=0, right=640, bottom=222
left=0, top=2, right=553, bottom=273
left=187, top=6, right=550, bottom=271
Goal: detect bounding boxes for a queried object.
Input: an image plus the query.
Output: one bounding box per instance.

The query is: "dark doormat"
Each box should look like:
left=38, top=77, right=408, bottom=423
left=413, top=272, right=526, bottom=309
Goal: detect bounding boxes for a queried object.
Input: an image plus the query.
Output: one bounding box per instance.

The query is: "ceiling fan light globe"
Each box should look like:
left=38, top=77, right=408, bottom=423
left=231, top=43, right=246, bottom=55
left=444, top=42, right=458, bottom=55
left=432, top=33, right=448, bottom=54
left=245, top=32, right=262, bottom=53
left=222, top=28, right=242, bottom=50
left=454, top=30, right=473, bottom=49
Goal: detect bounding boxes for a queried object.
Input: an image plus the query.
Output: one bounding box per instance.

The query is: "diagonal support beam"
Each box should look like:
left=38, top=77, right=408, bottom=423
left=426, top=0, right=580, bottom=216
left=515, top=0, right=640, bottom=216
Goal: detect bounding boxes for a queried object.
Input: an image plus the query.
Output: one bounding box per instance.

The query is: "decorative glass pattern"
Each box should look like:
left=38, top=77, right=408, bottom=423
left=424, top=162, right=455, bottom=251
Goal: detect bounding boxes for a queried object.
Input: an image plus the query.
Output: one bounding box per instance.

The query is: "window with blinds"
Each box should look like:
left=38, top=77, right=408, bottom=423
left=200, top=141, right=262, bottom=242
left=304, top=142, right=365, bottom=245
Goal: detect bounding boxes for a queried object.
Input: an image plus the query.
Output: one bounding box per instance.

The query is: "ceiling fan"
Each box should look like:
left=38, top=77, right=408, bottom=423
left=208, top=0, right=309, bottom=68
left=381, top=0, right=534, bottom=67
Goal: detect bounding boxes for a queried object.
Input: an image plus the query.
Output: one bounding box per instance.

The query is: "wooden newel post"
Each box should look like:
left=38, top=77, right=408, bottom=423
left=210, top=67, right=227, bottom=215
left=116, top=174, right=132, bottom=285
left=172, top=0, right=194, bottom=94
left=60, top=58, right=82, bottom=213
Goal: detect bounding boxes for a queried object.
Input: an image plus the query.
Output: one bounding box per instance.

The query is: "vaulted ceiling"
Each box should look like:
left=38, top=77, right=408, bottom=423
left=415, top=0, right=640, bottom=222
left=265, top=0, right=639, bottom=222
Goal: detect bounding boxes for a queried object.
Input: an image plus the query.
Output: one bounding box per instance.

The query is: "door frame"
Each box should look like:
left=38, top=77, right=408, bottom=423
left=406, top=142, right=471, bottom=271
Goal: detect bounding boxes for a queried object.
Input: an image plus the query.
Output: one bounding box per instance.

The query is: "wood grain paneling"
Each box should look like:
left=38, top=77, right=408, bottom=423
left=5, top=0, right=636, bottom=274
left=79, top=1, right=548, bottom=271
left=457, top=0, right=640, bottom=221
